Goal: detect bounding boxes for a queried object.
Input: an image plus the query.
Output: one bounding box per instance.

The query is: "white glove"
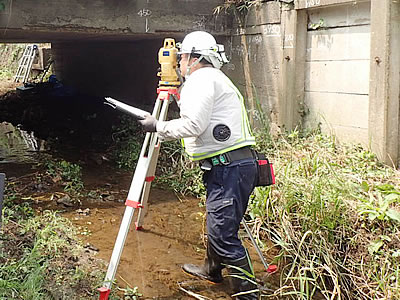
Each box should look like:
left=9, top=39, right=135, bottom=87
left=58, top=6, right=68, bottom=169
left=138, top=115, right=157, bottom=132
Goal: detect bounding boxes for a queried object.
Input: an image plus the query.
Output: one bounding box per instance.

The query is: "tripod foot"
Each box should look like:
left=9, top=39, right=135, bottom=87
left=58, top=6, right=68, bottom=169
left=98, top=287, right=111, bottom=300
left=135, top=221, right=143, bottom=231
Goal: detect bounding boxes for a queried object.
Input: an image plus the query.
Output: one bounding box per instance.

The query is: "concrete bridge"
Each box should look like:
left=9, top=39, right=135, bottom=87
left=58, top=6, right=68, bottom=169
left=0, top=0, right=229, bottom=42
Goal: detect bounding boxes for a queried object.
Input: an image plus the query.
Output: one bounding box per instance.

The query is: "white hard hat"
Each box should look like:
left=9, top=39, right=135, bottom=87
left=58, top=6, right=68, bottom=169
left=178, top=31, right=229, bottom=69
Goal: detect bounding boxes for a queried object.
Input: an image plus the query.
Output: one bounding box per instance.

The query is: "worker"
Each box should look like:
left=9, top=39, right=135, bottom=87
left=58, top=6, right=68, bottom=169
left=139, top=31, right=259, bottom=299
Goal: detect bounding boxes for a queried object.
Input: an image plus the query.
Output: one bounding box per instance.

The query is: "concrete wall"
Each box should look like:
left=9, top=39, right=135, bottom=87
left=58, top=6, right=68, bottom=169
left=369, top=0, right=400, bottom=166
left=223, top=1, right=283, bottom=130
left=303, top=2, right=371, bottom=145
left=227, top=0, right=399, bottom=165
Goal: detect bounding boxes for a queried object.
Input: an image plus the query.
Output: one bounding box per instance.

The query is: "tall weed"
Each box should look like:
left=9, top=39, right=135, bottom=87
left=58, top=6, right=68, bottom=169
left=156, top=140, right=205, bottom=198
left=251, top=129, right=400, bottom=299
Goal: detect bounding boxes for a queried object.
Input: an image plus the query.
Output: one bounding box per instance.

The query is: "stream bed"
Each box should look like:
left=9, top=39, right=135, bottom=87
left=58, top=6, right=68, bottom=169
left=0, top=85, right=280, bottom=299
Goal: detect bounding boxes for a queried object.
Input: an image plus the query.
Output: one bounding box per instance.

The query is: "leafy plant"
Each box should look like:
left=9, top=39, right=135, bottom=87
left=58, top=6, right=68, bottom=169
left=214, top=0, right=261, bottom=15
left=2, top=182, right=35, bottom=220
left=118, top=286, right=142, bottom=300
left=111, top=115, right=144, bottom=170
left=309, top=18, right=325, bottom=30
left=45, top=159, right=84, bottom=194
left=358, top=191, right=400, bottom=223
left=156, top=140, right=205, bottom=198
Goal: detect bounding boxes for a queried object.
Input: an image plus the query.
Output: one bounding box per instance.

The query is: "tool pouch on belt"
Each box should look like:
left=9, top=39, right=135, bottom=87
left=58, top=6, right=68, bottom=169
left=254, top=151, right=275, bottom=186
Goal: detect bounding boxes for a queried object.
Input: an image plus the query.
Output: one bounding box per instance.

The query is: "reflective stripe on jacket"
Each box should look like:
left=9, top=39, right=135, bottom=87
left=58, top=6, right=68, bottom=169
left=156, top=67, right=255, bottom=161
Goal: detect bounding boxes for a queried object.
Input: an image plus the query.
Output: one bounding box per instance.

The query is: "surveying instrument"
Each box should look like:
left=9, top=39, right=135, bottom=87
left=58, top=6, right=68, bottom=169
left=98, top=38, right=180, bottom=300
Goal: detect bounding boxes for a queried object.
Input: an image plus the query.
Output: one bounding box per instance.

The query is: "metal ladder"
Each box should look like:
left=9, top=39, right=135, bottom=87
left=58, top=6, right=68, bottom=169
left=14, top=44, right=38, bottom=83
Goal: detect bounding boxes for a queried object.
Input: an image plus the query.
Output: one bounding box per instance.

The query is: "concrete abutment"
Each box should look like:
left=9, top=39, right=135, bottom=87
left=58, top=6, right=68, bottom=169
left=226, top=0, right=399, bottom=166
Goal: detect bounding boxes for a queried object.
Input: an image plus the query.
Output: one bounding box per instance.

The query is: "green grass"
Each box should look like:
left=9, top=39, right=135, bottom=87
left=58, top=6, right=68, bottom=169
left=1, top=201, right=105, bottom=299
left=250, top=128, right=400, bottom=299
left=156, top=139, right=205, bottom=198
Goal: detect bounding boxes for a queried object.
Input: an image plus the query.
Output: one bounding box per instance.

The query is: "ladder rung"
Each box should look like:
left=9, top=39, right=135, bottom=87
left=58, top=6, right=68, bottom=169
left=14, top=44, right=38, bottom=83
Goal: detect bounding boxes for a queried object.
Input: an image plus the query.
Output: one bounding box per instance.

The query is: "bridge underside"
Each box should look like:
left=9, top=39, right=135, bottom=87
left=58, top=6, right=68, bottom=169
left=1, top=28, right=168, bottom=43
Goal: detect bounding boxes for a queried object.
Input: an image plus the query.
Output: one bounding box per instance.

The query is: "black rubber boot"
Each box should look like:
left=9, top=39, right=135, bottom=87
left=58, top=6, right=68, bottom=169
left=225, top=255, right=259, bottom=300
left=182, top=242, right=224, bottom=284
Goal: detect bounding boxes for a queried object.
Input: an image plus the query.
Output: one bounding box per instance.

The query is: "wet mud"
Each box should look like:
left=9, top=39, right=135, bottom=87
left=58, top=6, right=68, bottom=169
left=62, top=174, right=280, bottom=299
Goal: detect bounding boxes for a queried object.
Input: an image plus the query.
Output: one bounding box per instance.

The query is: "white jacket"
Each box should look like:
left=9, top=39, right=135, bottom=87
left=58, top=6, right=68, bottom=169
left=156, top=67, right=255, bottom=161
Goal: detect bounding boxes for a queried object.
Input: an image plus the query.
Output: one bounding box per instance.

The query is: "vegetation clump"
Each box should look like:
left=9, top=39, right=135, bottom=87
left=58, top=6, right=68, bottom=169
left=1, top=204, right=103, bottom=299
left=111, top=115, right=205, bottom=198
left=156, top=139, right=205, bottom=198
left=0, top=44, right=25, bottom=79
left=250, top=128, right=400, bottom=299
left=111, top=115, right=144, bottom=170
left=44, top=158, right=84, bottom=194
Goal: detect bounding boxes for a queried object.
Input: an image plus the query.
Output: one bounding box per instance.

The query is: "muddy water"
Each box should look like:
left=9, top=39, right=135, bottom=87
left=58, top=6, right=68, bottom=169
left=0, top=121, right=46, bottom=163
left=63, top=186, right=279, bottom=299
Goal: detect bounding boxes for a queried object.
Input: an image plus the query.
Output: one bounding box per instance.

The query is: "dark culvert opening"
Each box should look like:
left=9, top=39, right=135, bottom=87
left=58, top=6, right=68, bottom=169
left=0, top=38, right=173, bottom=164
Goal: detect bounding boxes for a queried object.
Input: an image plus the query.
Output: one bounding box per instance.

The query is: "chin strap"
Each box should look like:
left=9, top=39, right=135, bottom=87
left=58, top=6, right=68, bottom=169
left=184, top=54, right=205, bottom=79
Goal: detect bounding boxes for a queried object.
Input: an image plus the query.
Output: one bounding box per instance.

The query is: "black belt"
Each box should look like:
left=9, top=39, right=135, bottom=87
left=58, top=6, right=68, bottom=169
left=207, top=146, right=254, bottom=167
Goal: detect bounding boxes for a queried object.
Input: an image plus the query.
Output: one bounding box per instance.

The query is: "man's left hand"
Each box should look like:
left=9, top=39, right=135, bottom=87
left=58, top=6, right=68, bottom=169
left=138, top=115, right=157, bottom=132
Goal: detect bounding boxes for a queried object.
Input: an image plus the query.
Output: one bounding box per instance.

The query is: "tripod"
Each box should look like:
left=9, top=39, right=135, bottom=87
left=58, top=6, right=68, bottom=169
left=98, top=86, right=179, bottom=300
left=98, top=38, right=181, bottom=300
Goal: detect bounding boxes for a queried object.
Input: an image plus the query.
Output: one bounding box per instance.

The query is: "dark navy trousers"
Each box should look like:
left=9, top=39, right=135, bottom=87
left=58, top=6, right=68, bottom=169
left=203, top=157, right=258, bottom=261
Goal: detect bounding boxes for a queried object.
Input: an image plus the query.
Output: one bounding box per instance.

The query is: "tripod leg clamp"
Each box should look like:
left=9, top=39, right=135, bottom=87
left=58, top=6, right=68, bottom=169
left=125, top=200, right=143, bottom=208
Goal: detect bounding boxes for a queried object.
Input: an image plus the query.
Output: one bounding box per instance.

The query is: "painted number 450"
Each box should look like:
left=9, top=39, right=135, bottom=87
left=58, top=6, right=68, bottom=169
left=305, top=0, right=321, bottom=8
